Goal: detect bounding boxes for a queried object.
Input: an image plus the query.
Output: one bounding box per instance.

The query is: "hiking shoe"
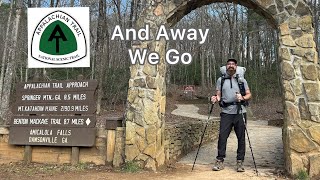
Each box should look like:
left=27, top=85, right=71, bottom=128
left=236, top=160, right=245, bottom=172
left=212, top=159, right=224, bottom=171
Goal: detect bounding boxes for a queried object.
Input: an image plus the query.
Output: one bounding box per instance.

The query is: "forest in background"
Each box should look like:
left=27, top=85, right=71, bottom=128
left=0, top=0, right=319, bottom=124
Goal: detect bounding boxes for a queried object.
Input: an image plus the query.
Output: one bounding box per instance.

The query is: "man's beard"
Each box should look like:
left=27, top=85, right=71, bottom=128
left=227, top=67, right=236, bottom=75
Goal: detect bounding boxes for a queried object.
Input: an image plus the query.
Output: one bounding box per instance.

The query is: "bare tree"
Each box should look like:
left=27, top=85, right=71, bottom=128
left=0, top=0, right=13, bottom=117
left=70, top=0, right=74, bottom=7
left=95, top=0, right=108, bottom=115
left=0, top=0, right=23, bottom=123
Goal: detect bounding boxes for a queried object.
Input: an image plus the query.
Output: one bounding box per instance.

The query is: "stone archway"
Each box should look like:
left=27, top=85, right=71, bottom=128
left=125, top=0, right=320, bottom=177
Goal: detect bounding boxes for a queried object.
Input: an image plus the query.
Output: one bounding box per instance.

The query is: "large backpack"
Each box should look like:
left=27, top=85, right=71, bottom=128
left=219, top=65, right=248, bottom=106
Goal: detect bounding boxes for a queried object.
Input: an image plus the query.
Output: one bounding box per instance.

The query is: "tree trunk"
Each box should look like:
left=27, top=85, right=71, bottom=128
left=206, top=53, right=212, bottom=88
left=55, top=0, right=59, bottom=7
left=37, top=0, right=41, bottom=7
left=0, top=0, right=13, bottom=112
left=227, top=5, right=235, bottom=58
left=28, top=0, right=32, bottom=7
left=219, top=21, right=225, bottom=65
left=246, top=9, right=254, bottom=68
left=129, top=0, right=135, bottom=29
left=95, top=0, right=107, bottom=115
left=234, top=4, right=239, bottom=61
left=25, top=68, right=28, bottom=82
left=0, top=0, right=22, bottom=123
left=70, top=0, right=74, bottom=7
left=200, top=46, right=205, bottom=88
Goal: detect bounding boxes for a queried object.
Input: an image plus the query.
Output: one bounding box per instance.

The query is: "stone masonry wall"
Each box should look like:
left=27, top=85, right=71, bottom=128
left=1, top=121, right=219, bottom=168
left=0, top=126, right=24, bottom=163
left=164, top=120, right=219, bottom=164
left=0, top=126, right=125, bottom=167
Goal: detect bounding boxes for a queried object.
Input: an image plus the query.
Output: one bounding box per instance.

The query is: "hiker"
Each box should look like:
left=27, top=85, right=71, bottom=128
left=211, top=58, right=252, bottom=172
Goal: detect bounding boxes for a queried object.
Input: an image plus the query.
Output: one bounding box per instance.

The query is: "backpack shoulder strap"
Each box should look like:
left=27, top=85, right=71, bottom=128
left=220, top=75, right=226, bottom=98
left=235, top=74, right=245, bottom=95
left=235, top=74, right=239, bottom=82
left=235, top=74, right=249, bottom=106
left=220, top=75, right=229, bottom=98
left=220, top=75, right=226, bottom=93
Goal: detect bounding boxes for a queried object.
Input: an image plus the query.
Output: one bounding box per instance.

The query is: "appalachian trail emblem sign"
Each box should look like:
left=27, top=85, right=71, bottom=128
left=28, top=8, right=90, bottom=68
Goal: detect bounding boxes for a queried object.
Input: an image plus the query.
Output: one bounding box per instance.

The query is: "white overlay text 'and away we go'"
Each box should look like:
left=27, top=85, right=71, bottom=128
left=111, top=24, right=210, bottom=65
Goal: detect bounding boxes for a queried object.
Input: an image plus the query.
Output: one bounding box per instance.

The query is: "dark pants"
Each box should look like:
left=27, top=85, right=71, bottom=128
left=216, top=112, right=247, bottom=161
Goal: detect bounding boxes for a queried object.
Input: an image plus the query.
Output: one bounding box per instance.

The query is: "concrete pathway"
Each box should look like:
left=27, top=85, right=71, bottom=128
left=172, top=104, right=284, bottom=177
left=171, top=104, right=220, bottom=120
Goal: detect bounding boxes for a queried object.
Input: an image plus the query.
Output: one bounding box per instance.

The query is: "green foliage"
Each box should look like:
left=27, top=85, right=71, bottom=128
left=294, top=169, right=309, bottom=180
left=170, top=58, right=202, bottom=85
left=74, top=162, right=90, bottom=170
left=247, top=9, right=267, bottom=28
left=245, top=64, right=281, bottom=102
left=121, top=161, right=142, bottom=173
left=103, top=67, right=129, bottom=105
left=20, top=68, right=91, bottom=81
left=0, top=2, right=10, bottom=12
left=0, top=2, right=11, bottom=35
left=39, top=68, right=92, bottom=81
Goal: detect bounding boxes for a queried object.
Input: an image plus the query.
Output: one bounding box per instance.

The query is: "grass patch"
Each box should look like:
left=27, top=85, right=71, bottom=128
left=121, top=161, right=142, bottom=173
left=74, top=162, right=90, bottom=170
left=295, top=169, right=309, bottom=180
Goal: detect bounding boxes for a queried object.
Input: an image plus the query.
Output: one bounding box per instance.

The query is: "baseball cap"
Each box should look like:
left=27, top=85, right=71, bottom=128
left=227, top=58, right=237, bottom=64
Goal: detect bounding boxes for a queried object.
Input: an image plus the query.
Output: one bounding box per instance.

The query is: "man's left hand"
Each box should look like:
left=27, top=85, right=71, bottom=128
left=236, top=93, right=244, bottom=101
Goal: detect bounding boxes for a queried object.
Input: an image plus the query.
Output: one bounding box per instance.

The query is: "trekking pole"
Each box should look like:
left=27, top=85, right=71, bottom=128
left=192, top=99, right=215, bottom=171
left=239, top=105, right=259, bottom=176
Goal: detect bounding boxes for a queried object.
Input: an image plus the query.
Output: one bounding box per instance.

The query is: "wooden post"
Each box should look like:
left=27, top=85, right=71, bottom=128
left=71, top=147, right=79, bottom=165
left=24, top=145, right=32, bottom=163
left=106, top=130, right=116, bottom=163
left=72, top=112, right=82, bottom=165
left=24, top=114, right=35, bottom=163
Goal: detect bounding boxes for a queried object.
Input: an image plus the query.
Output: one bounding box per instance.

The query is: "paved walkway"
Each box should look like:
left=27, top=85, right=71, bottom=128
left=172, top=104, right=284, bottom=176
left=171, top=104, right=219, bottom=120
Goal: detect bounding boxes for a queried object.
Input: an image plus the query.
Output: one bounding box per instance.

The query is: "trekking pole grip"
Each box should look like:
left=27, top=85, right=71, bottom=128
left=209, top=94, right=216, bottom=114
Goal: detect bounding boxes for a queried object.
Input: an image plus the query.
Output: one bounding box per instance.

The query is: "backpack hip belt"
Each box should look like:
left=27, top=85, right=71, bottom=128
left=219, top=101, right=247, bottom=108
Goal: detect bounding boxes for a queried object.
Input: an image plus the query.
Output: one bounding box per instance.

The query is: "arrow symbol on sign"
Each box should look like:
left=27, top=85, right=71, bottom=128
left=86, top=118, right=91, bottom=126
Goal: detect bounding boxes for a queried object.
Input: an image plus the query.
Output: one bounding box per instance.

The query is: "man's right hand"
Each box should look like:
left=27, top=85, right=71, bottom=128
left=211, top=95, right=219, bottom=104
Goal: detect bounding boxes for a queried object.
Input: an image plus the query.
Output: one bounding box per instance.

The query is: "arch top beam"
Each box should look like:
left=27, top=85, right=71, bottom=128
left=164, top=0, right=311, bottom=29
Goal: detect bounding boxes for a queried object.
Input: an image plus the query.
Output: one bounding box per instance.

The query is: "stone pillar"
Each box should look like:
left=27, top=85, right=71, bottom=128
left=124, top=2, right=167, bottom=171
left=279, top=11, right=320, bottom=177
